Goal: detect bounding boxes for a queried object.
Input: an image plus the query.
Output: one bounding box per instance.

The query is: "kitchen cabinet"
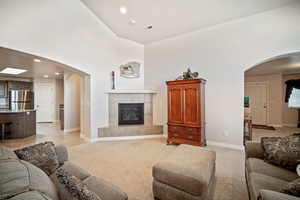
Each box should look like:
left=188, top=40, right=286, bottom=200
left=8, top=81, right=33, bottom=91
left=0, top=110, right=36, bottom=139
left=0, top=81, right=8, bottom=97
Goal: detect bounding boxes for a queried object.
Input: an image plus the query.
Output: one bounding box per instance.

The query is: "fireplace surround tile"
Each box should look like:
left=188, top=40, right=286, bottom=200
left=99, top=92, right=163, bottom=137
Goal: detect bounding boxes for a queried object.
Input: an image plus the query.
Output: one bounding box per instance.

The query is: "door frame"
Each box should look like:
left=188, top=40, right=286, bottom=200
left=245, top=81, right=270, bottom=125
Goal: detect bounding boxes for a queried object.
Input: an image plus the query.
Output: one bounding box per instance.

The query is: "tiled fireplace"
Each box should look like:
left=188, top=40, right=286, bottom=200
left=98, top=90, right=163, bottom=137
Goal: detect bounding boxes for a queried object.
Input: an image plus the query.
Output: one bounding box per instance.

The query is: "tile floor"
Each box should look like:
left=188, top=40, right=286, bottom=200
left=0, top=122, right=86, bottom=149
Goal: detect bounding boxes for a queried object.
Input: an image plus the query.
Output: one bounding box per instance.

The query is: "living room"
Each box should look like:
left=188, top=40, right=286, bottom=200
left=0, top=1, right=300, bottom=200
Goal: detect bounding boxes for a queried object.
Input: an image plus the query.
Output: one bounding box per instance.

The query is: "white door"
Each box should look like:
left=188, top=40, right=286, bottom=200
left=35, top=83, right=55, bottom=122
left=245, top=83, right=268, bottom=125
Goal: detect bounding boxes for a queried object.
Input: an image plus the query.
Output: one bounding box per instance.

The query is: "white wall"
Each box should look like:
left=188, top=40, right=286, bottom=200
left=64, top=73, right=81, bottom=131
left=0, top=0, right=144, bottom=139
left=145, top=2, right=300, bottom=147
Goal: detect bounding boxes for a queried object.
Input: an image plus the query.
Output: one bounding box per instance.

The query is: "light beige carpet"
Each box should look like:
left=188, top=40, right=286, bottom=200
left=69, top=138, right=248, bottom=200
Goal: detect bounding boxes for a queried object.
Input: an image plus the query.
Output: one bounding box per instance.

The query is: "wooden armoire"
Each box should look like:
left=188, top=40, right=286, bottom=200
left=166, top=79, right=206, bottom=146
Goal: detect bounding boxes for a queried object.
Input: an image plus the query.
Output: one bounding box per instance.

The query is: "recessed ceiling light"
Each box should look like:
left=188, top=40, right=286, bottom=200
left=0, top=67, right=27, bottom=75
left=146, top=25, right=153, bottom=30
left=33, top=58, right=41, bottom=63
left=129, top=19, right=136, bottom=25
left=55, top=72, right=60, bottom=75
left=120, top=6, right=127, bottom=14
left=43, top=75, right=49, bottom=78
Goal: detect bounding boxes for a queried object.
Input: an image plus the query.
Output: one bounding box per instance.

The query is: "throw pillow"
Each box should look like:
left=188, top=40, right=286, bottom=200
left=51, top=167, right=101, bottom=200
left=261, top=134, right=300, bottom=171
left=297, top=164, right=300, bottom=176
left=14, top=141, right=59, bottom=175
left=282, top=178, right=300, bottom=197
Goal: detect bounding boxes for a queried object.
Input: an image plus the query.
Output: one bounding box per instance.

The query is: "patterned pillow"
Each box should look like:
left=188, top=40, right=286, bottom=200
left=282, top=178, right=300, bottom=197
left=261, top=134, right=300, bottom=171
left=14, top=141, right=59, bottom=175
left=53, top=167, right=101, bottom=200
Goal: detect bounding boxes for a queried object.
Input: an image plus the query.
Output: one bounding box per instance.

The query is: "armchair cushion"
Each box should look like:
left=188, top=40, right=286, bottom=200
left=245, top=142, right=264, bottom=159
left=249, top=172, right=288, bottom=199
left=246, top=158, right=298, bottom=182
left=258, top=190, right=300, bottom=200
left=282, top=178, right=300, bottom=197
left=261, top=134, right=300, bottom=171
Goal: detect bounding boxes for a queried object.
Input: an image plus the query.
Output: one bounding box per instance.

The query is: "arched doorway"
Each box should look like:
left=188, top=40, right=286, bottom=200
left=0, top=47, right=91, bottom=147
left=243, top=52, right=300, bottom=143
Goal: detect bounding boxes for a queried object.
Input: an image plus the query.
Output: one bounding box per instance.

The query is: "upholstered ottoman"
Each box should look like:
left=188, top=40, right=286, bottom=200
left=152, top=145, right=216, bottom=200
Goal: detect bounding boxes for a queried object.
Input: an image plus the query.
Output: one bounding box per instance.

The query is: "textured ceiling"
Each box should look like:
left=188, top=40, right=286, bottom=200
left=81, top=0, right=296, bottom=44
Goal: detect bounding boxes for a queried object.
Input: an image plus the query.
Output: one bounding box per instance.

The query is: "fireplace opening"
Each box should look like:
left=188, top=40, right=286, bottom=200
left=118, top=103, right=144, bottom=125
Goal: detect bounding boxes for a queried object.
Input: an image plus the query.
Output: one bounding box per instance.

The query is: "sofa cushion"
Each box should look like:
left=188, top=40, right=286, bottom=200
left=50, top=167, right=101, bottom=200
left=249, top=172, right=288, bottom=199
left=14, top=141, right=60, bottom=175
left=60, top=161, right=91, bottom=181
left=0, top=159, right=29, bottom=199
left=7, top=191, right=53, bottom=200
left=261, top=134, right=300, bottom=171
left=153, top=145, right=216, bottom=196
left=246, top=158, right=298, bottom=182
left=0, top=158, right=59, bottom=200
left=0, top=147, right=18, bottom=161
left=282, top=178, right=300, bottom=197
left=83, top=176, right=128, bottom=200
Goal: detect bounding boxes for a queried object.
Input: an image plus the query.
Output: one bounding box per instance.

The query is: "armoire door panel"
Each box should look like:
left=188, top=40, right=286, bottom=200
left=168, top=87, right=184, bottom=124
left=184, top=86, right=200, bottom=126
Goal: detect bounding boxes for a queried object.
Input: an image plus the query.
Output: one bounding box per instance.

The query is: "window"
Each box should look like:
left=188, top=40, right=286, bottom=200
left=288, top=88, right=300, bottom=108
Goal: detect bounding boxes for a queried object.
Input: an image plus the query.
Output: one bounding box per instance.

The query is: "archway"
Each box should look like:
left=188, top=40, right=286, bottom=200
left=243, top=52, right=300, bottom=143
left=0, top=47, right=91, bottom=145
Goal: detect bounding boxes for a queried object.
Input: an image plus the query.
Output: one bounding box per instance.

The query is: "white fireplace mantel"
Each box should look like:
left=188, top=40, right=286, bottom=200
left=106, top=90, right=157, bottom=94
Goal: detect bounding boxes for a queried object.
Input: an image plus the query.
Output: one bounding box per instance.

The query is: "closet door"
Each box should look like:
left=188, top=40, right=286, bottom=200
left=168, top=86, right=184, bottom=124
left=183, top=84, right=200, bottom=126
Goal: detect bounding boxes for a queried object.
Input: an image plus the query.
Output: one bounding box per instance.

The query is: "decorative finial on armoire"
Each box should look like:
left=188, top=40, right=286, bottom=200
left=176, top=67, right=199, bottom=80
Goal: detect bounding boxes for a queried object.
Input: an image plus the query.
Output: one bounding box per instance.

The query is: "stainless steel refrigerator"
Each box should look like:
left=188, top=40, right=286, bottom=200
left=9, top=90, right=34, bottom=110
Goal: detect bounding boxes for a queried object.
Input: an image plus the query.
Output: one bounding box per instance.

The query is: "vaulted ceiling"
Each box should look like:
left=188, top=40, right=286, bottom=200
left=0, top=48, right=83, bottom=79
left=245, top=53, right=300, bottom=76
left=81, top=0, right=296, bottom=44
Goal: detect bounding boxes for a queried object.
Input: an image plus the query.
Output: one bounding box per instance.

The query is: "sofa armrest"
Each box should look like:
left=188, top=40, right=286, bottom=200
left=83, top=176, right=128, bottom=200
left=245, top=142, right=264, bottom=159
left=259, top=190, right=300, bottom=200
left=55, top=145, right=68, bottom=165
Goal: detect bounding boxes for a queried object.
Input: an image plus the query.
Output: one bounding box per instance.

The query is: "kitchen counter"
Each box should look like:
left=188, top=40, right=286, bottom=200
left=0, top=109, right=36, bottom=113
left=0, top=110, right=36, bottom=139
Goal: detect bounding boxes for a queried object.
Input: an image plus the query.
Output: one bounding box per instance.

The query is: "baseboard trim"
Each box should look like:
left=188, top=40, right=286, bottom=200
left=267, top=124, right=282, bottom=128
left=207, top=140, right=244, bottom=151
left=80, top=134, right=91, bottom=142
left=90, top=135, right=165, bottom=143
left=283, top=123, right=298, bottom=128
left=64, top=127, right=80, bottom=133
